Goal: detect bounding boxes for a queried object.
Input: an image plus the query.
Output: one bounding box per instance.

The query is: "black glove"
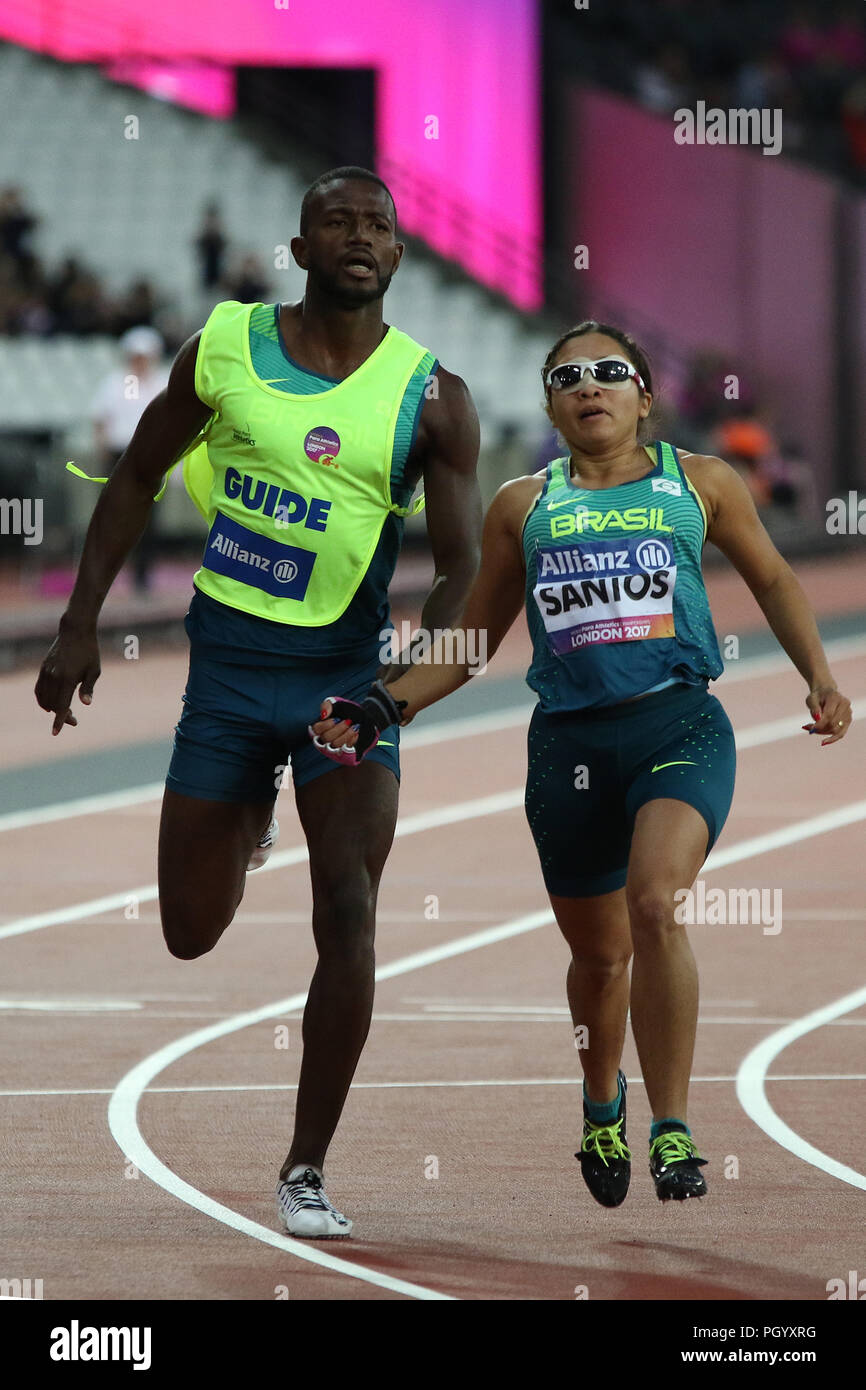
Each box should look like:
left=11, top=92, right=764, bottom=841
left=309, top=680, right=408, bottom=766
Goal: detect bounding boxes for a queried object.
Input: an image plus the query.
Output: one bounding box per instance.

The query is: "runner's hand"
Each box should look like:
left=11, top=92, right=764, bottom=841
left=803, top=686, right=852, bottom=746
left=309, top=680, right=407, bottom=766
left=35, top=628, right=101, bottom=736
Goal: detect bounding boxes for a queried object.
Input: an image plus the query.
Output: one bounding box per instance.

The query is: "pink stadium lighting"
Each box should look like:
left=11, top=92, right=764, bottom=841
left=0, top=0, right=542, bottom=308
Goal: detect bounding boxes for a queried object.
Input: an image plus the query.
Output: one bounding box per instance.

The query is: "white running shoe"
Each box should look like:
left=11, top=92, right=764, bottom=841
left=276, top=1165, right=353, bottom=1238
left=247, top=815, right=279, bottom=872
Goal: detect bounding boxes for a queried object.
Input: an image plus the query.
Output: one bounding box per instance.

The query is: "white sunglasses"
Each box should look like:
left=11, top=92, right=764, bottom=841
left=544, top=355, right=647, bottom=394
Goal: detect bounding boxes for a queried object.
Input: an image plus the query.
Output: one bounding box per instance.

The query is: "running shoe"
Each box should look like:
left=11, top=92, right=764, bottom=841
left=575, top=1069, right=631, bottom=1207
left=649, top=1124, right=708, bottom=1201
left=276, top=1166, right=353, bottom=1238
left=247, top=815, right=278, bottom=872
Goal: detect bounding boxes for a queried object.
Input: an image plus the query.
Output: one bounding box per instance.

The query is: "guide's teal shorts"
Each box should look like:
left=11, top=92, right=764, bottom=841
left=524, top=680, right=736, bottom=898
left=166, top=648, right=400, bottom=805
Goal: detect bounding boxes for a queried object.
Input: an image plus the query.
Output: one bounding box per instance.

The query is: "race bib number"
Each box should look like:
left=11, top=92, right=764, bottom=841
left=533, top=535, right=676, bottom=655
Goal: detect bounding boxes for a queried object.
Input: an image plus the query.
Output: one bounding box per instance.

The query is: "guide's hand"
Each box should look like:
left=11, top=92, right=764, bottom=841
left=35, top=627, right=101, bottom=735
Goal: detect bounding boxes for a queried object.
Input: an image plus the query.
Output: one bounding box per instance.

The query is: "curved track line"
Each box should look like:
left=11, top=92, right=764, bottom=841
left=107, top=795, right=866, bottom=1297
left=107, top=909, right=553, bottom=1301
left=736, top=985, right=866, bottom=1191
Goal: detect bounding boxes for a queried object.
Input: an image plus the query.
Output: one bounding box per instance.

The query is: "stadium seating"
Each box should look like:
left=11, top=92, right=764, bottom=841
left=0, top=44, right=558, bottom=452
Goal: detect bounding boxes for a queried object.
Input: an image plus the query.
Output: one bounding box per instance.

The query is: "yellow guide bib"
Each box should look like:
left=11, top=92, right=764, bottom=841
left=67, top=300, right=432, bottom=628
left=188, top=300, right=430, bottom=626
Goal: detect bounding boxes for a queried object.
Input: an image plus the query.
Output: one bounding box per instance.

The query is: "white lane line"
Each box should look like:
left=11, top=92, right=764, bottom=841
left=0, top=707, right=533, bottom=834
left=420, top=1002, right=571, bottom=1014
left=0, top=782, right=167, bottom=833
left=4, top=697, right=865, bottom=944
left=704, top=799, right=866, bottom=872
left=5, top=632, right=864, bottom=834
left=342, top=1012, right=866, bottom=1026
left=403, top=1000, right=756, bottom=1011
left=0, top=883, right=166, bottom=942
left=0, top=789, right=524, bottom=942
left=12, top=788, right=864, bottom=946
left=0, top=999, right=142, bottom=1012
left=736, top=985, right=866, bottom=1191
left=4, top=1073, right=866, bottom=1099
left=716, top=633, right=866, bottom=685
left=735, top=697, right=865, bottom=750
left=108, top=907, right=552, bottom=1303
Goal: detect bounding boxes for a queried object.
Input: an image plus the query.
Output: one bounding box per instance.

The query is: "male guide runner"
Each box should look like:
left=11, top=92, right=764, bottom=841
left=35, top=168, right=482, bottom=1237
left=314, top=322, right=852, bottom=1208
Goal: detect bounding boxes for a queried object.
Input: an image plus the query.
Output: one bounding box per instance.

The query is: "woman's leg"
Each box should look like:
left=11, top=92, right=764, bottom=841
left=549, top=887, right=632, bottom=1105
left=625, top=797, right=710, bottom=1125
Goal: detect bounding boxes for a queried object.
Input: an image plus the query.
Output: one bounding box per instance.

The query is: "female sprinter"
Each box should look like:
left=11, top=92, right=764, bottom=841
left=309, top=321, right=853, bottom=1207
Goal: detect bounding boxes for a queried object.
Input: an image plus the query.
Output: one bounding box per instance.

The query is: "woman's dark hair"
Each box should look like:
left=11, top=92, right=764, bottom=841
left=542, top=320, right=656, bottom=438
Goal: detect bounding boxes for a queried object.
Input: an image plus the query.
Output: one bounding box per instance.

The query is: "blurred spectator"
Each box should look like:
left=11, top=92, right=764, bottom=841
left=552, top=0, right=866, bottom=188
left=635, top=44, right=694, bottom=115
left=771, top=441, right=819, bottom=517
left=0, top=185, right=38, bottom=269
left=9, top=277, right=54, bottom=337
left=194, top=202, right=227, bottom=291
left=47, top=256, right=107, bottom=335
left=735, top=48, right=792, bottom=111
left=0, top=251, right=50, bottom=336
left=826, top=2, right=866, bottom=69
left=842, top=77, right=866, bottom=178
left=226, top=252, right=269, bottom=304
left=709, top=415, right=808, bottom=513
left=777, top=4, right=826, bottom=71
left=111, top=277, right=159, bottom=335
left=678, top=350, right=757, bottom=450
left=90, top=326, right=170, bottom=592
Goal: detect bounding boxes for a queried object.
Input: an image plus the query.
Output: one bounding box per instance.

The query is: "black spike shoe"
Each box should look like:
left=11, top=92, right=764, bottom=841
left=575, top=1070, right=631, bottom=1208
left=649, top=1123, right=708, bottom=1201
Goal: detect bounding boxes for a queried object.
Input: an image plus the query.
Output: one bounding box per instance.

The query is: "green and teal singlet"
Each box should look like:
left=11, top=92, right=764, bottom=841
left=523, top=441, right=723, bottom=711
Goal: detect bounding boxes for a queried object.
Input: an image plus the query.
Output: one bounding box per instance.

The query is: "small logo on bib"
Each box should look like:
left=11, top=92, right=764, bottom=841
left=652, top=477, right=681, bottom=496
left=304, top=426, right=341, bottom=467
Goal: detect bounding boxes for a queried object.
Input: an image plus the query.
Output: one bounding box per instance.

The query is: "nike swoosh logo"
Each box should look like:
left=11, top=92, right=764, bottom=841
left=377, top=740, right=396, bottom=748
left=547, top=497, right=584, bottom=510
left=651, top=760, right=696, bottom=772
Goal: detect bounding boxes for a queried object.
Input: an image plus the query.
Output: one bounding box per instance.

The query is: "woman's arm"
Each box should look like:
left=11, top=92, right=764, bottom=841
left=686, top=453, right=852, bottom=745
left=311, top=477, right=536, bottom=750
